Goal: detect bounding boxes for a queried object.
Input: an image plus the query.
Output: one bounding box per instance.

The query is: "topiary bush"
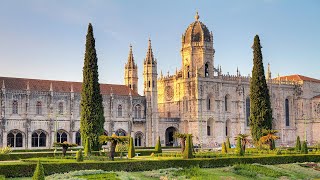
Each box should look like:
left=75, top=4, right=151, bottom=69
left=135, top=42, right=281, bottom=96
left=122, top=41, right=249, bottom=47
left=155, top=136, right=162, bottom=153
left=76, top=150, right=84, bottom=162
left=301, top=141, right=308, bottom=154
left=128, top=137, right=135, bottom=158
left=32, top=160, right=45, bottom=180
left=236, top=137, right=244, bottom=156
left=295, top=136, right=301, bottom=152
left=183, top=134, right=193, bottom=159
left=221, top=142, right=228, bottom=154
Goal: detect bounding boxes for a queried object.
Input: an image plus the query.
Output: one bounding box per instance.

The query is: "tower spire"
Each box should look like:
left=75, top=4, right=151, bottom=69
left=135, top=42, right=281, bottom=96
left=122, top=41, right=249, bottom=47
left=124, top=44, right=138, bottom=93
left=144, top=38, right=156, bottom=64
left=126, top=44, right=136, bottom=69
left=195, top=11, right=200, bottom=21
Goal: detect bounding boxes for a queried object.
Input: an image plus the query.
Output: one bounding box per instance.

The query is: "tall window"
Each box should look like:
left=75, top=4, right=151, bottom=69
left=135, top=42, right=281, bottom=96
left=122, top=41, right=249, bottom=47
left=135, top=132, right=143, bottom=147
left=7, top=132, right=22, bottom=148
left=225, top=119, right=230, bottom=137
left=207, top=126, right=211, bottom=136
left=58, top=102, right=63, bottom=114
left=207, top=96, right=211, bottom=110
left=117, top=105, right=122, bottom=117
left=12, top=100, right=18, bottom=114
left=75, top=131, right=81, bottom=145
left=246, top=97, right=250, bottom=126
left=225, top=95, right=229, bottom=111
left=205, top=63, right=209, bottom=77
left=135, top=104, right=141, bottom=118
left=36, top=101, right=42, bottom=115
left=285, top=99, right=290, bottom=126
left=32, top=130, right=46, bottom=147
left=56, top=130, right=68, bottom=143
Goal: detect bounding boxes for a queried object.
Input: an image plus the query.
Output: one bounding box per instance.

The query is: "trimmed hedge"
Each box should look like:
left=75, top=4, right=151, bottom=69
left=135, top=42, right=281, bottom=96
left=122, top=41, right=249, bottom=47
left=1, top=154, right=320, bottom=177
left=0, top=152, right=75, bottom=161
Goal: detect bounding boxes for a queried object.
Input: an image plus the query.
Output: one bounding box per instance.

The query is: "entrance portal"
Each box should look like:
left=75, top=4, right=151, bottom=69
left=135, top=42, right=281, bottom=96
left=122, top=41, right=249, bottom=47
left=165, top=127, right=177, bottom=146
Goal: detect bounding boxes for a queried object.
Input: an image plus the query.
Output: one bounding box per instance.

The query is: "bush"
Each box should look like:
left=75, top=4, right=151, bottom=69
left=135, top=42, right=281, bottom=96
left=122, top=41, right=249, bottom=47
left=183, top=135, right=193, bottom=159
left=295, top=136, right=301, bottom=152
left=128, top=137, right=135, bottom=158
left=32, top=160, right=45, bottom=180
left=0, top=146, right=12, bottom=154
left=155, top=136, right=162, bottom=153
left=301, top=141, right=308, bottom=154
left=0, top=152, right=73, bottom=161
left=76, top=150, right=84, bottom=162
left=236, top=137, right=244, bottom=156
left=1, top=154, right=320, bottom=177
left=221, top=142, right=228, bottom=154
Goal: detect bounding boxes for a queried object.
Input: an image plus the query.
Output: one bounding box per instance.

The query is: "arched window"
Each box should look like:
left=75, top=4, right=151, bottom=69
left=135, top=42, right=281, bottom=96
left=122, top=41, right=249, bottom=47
left=36, top=101, right=42, bottom=115
left=207, top=118, right=214, bottom=136
left=207, top=126, right=211, bottom=136
left=285, top=99, right=290, bottom=126
left=207, top=96, right=211, bottom=111
left=115, top=129, right=126, bottom=136
left=12, top=100, right=18, bottom=114
left=205, top=63, right=209, bottom=77
left=135, top=104, right=141, bottom=119
left=225, top=95, right=229, bottom=111
left=7, top=130, right=23, bottom=148
left=56, top=130, right=68, bottom=143
left=135, top=132, right=143, bottom=147
left=32, top=130, right=47, bottom=147
left=58, top=102, right=63, bottom=114
left=246, top=97, right=250, bottom=127
left=75, top=131, right=81, bottom=145
left=118, top=105, right=123, bottom=117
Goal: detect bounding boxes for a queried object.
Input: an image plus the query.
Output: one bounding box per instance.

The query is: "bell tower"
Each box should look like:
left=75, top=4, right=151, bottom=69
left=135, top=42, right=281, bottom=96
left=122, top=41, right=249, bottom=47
left=124, top=45, right=138, bottom=93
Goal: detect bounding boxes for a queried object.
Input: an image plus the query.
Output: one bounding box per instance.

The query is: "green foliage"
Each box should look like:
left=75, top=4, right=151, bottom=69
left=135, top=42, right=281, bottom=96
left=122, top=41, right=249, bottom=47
left=0, top=175, right=4, bottom=180
left=173, top=133, right=187, bottom=153
left=0, top=152, right=69, bottom=161
left=183, top=134, right=193, bottom=159
left=249, top=35, right=273, bottom=144
left=221, top=142, right=228, bottom=154
left=80, top=23, right=105, bottom=153
left=76, top=150, right=84, bottom=162
left=32, top=160, right=45, bottom=180
left=233, top=164, right=287, bottom=178
left=155, top=136, right=162, bottom=153
left=236, top=137, right=244, bottom=156
left=99, top=134, right=129, bottom=160
left=226, top=137, right=231, bottom=149
left=301, top=141, right=308, bottom=154
left=295, top=136, right=301, bottom=152
left=0, top=146, right=12, bottom=154
left=128, top=137, right=135, bottom=158
left=115, top=141, right=128, bottom=152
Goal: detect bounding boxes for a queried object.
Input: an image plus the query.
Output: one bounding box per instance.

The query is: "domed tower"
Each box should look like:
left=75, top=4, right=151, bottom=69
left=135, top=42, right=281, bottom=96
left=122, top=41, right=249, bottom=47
left=124, top=45, right=138, bottom=93
left=181, top=12, right=215, bottom=78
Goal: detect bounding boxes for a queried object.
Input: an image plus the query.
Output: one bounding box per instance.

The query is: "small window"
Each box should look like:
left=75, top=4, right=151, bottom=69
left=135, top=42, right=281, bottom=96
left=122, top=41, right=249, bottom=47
left=12, top=100, right=18, bottom=114
left=118, top=105, right=123, bottom=117
left=207, top=96, right=211, bottom=110
left=36, top=101, right=42, bottom=115
left=205, top=63, right=209, bottom=77
left=285, top=99, right=290, bottom=126
left=135, top=105, right=141, bottom=118
left=58, top=102, right=63, bottom=115
left=148, top=81, right=151, bottom=88
left=207, top=126, right=211, bottom=136
left=225, top=95, right=229, bottom=111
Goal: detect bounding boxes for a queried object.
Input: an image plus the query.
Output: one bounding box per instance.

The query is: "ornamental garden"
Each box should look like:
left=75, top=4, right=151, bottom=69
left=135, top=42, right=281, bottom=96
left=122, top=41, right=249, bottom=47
left=0, top=24, right=320, bottom=180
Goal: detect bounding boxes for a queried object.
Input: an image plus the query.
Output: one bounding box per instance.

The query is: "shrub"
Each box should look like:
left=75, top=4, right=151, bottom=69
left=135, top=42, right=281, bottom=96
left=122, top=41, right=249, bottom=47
left=155, top=136, right=162, bottom=153
left=183, top=134, right=193, bottom=159
left=128, top=137, right=135, bottom=158
left=76, top=150, right=83, bottom=162
left=295, top=136, right=301, bottom=152
left=32, top=160, right=45, bottom=180
left=236, top=137, right=244, bottom=156
left=301, top=141, right=308, bottom=154
left=226, top=137, right=231, bottom=149
left=0, top=146, right=12, bottom=154
left=53, top=142, right=77, bottom=156
left=221, top=142, right=228, bottom=154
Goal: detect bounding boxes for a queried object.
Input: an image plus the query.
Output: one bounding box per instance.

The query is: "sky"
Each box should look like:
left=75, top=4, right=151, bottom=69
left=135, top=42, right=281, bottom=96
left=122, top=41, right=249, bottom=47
left=0, top=0, right=319, bottom=95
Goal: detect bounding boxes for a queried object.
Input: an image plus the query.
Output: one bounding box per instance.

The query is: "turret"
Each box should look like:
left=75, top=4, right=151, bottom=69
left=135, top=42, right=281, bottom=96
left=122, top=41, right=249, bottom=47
left=124, top=45, right=138, bottom=93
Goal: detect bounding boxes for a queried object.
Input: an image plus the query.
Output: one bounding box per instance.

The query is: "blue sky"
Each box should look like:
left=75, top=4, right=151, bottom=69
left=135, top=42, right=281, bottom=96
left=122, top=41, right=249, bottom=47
left=0, top=0, right=319, bottom=95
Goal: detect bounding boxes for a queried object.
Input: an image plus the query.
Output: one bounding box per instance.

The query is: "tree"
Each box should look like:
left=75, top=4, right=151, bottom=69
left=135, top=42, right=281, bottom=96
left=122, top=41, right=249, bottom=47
left=155, top=136, right=162, bottom=153
left=76, top=150, right=84, bottom=162
left=249, top=35, right=273, bottom=144
left=295, top=136, right=301, bottom=152
left=183, top=134, right=193, bottom=159
left=226, top=137, right=231, bottom=149
left=259, top=129, right=280, bottom=150
left=32, top=160, right=45, bottom=180
left=173, top=133, right=187, bottom=153
left=53, top=142, right=77, bottom=156
left=80, top=23, right=105, bottom=155
left=99, top=134, right=129, bottom=161
left=128, top=137, right=135, bottom=158
left=301, top=141, right=308, bottom=154
left=221, top=142, right=228, bottom=154
left=236, top=137, right=244, bottom=156
left=235, top=134, right=250, bottom=154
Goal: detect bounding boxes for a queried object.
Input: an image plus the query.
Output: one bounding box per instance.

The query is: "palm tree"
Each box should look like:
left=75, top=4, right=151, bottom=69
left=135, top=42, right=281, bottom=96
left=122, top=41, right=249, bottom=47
left=235, top=134, right=250, bottom=153
left=259, top=129, right=280, bottom=150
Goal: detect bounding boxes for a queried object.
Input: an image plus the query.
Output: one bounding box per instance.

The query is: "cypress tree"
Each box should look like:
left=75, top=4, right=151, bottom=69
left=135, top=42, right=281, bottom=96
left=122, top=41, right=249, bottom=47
left=183, top=134, right=193, bottom=159
left=80, top=23, right=105, bottom=154
left=76, top=150, right=84, bottom=162
left=128, top=137, right=135, bottom=158
left=236, top=137, right=244, bottom=156
left=295, top=136, right=301, bottom=152
left=249, top=35, right=273, bottom=144
left=221, top=142, right=228, bottom=154
left=155, top=136, right=162, bottom=153
left=301, top=141, right=308, bottom=154
left=32, top=160, right=45, bottom=180
left=226, top=137, right=231, bottom=149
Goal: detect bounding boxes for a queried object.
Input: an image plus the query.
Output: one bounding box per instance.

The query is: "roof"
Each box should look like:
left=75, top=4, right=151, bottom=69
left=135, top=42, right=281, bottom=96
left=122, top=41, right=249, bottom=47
left=274, top=74, right=320, bottom=83
left=0, top=76, right=140, bottom=96
left=183, top=12, right=212, bottom=44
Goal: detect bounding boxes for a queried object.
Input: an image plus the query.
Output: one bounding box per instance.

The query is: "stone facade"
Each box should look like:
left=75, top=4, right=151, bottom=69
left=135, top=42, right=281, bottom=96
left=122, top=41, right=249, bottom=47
left=1, top=12, right=320, bottom=149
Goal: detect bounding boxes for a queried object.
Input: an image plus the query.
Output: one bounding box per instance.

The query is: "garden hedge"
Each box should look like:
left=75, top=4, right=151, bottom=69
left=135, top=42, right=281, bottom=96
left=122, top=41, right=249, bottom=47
left=1, top=154, right=320, bottom=177
left=0, top=152, right=74, bottom=161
